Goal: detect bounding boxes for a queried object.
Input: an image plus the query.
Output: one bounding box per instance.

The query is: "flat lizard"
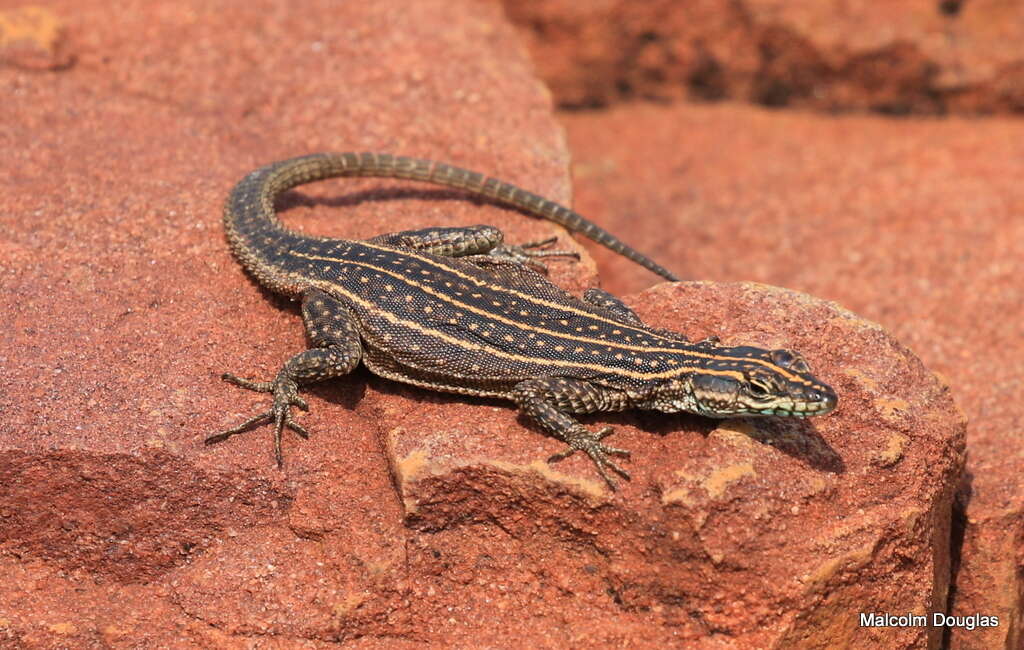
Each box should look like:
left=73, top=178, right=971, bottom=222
left=207, top=152, right=837, bottom=489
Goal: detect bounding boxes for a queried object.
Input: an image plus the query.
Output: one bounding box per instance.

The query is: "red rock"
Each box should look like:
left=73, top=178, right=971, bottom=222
left=385, top=280, right=963, bottom=648
left=0, top=0, right=573, bottom=646
left=0, top=6, right=72, bottom=70
left=0, top=1, right=971, bottom=647
left=502, top=0, right=1024, bottom=114
left=563, top=101, right=1024, bottom=648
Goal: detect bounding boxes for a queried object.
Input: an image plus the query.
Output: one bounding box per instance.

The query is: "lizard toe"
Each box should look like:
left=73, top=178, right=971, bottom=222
left=221, top=373, right=274, bottom=393
left=547, top=425, right=632, bottom=489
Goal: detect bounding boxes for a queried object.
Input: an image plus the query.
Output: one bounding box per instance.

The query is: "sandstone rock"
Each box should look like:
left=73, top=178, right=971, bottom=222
left=502, top=0, right=1024, bottom=115
left=384, top=280, right=964, bottom=648
left=948, top=492, right=1024, bottom=650
left=0, top=1, right=975, bottom=646
left=0, top=0, right=572, bottom=646
left=563, top=100, right=1024, bottom=648
left=0, top=6, right=72, bottom=70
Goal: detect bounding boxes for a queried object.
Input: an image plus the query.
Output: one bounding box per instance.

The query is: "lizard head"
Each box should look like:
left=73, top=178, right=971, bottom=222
left=643, top=346, right=837, bottom=418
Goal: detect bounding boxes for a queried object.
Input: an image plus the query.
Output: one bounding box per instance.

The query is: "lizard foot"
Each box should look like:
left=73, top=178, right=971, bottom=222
left=490, top=236, right=580, bottom=274
left=205, top=373, right=310, bottom=467
left=548, top=425, right=631, bottom=491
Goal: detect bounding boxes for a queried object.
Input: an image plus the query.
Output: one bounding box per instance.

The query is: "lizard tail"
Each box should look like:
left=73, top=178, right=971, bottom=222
left=223, top=153, right=679, bottom=294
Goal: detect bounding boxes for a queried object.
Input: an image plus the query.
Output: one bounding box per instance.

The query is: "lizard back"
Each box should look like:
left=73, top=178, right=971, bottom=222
left=274, top=237, right=694, bottom=398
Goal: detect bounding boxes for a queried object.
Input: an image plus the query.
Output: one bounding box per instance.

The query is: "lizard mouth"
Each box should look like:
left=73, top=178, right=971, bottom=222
left=744, top=387, right=838, bottom=417
left=685, top=385, right=838, bottom=419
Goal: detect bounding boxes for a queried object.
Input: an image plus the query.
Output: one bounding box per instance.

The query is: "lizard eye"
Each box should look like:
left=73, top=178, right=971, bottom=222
left=748, top=382, right=771, bottom=398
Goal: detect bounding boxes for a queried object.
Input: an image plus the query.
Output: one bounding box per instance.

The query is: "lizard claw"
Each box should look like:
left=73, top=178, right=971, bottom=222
left=206, top=373, right=310, bottom=467
left=548, top=425, right=632, bottom=491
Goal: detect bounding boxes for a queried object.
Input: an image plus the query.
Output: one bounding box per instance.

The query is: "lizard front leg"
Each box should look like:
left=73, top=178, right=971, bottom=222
left=582, top=288, right=692, bottom=342
left=582, top=287, right=645, bottom=326
left=511, top=377, right=632, bottom=490
left=206, top=289, right=362, bottom=466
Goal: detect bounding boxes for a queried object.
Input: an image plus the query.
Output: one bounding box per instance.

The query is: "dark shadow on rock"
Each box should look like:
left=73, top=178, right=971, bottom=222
left=741, top=417, right=845, bottom=474
left=306, top=365, right=370, bottom=412
left=592, top=410, right=845, bottom=474
left=942, top=467, right=973, bottom=648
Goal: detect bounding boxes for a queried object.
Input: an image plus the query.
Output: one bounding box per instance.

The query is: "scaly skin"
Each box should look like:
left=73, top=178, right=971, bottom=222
left=208, top=153, right=837, bottom=489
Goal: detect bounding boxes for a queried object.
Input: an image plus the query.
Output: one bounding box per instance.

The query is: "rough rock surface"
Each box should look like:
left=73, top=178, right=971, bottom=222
left=1, top=0, right=565, bottom=646
left=384, top=280, right=964, bottom=648
left=0, top=6, right=73, bottom=70
left=502, top=0, right=1024, bottom=114
left=562, top=101, right=1024, bottom=648
left=0, top=2, right=969, bottom=649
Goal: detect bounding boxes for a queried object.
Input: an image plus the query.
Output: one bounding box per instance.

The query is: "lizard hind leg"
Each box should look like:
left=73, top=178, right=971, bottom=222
left=582, top=287, right=691, bottom=342
left=206, top=289, right=363, bottom=467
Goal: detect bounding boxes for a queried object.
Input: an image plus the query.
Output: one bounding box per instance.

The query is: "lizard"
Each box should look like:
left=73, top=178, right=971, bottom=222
left=206, top=152, right=837, bottom=489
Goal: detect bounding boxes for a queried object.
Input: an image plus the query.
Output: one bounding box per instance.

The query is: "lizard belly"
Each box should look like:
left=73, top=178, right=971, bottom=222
left=359, top=344, right=517, bottom=399
left=355, top=316, right=539, bottom=398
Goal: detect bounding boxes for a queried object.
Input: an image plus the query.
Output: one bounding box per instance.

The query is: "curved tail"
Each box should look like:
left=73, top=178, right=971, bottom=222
left=223, top=152, right=679, bottom=294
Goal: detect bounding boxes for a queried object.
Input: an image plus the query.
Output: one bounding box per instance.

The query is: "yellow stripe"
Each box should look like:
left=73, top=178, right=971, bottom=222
left=354, top=240, right=657, bottom=334
left=302, top=274, right=748, bottom=382
left=290, top=248, right=814, bottom=386
left=293, top=251, right=670, bottom=349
